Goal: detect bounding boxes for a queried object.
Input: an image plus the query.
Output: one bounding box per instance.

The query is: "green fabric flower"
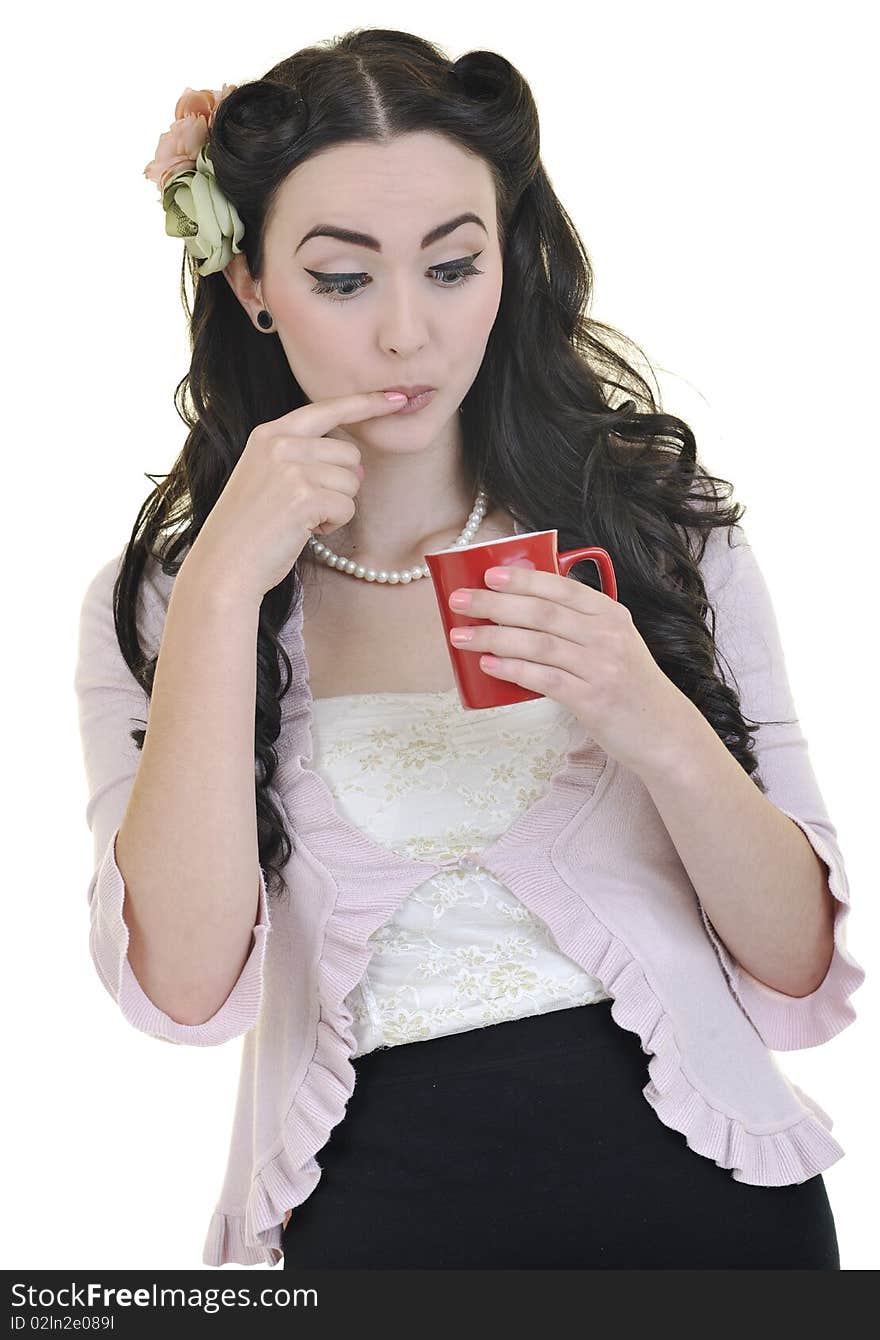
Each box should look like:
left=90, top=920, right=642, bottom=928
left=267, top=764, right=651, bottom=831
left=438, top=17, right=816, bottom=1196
left=161, top=143, right=244, bottom=276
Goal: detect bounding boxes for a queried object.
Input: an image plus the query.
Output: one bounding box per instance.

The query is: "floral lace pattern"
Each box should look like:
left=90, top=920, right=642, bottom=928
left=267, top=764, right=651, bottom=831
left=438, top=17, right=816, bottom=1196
left=309, top=688, right=611, bottom=1056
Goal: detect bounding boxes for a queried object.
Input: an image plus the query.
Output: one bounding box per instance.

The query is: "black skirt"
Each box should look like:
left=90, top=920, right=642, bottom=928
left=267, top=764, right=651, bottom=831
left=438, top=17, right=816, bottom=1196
left=282, top=998, right=840, bottom=1269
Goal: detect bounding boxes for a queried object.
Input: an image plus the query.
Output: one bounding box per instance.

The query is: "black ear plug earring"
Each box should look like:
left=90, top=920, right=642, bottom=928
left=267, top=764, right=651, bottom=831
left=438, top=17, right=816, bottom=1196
left=257, top=309, right=274, bottom=330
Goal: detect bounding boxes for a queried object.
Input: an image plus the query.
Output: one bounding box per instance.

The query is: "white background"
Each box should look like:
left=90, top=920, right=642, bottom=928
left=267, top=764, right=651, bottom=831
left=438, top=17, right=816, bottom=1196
left=4, top=0, right=875, bottom=1270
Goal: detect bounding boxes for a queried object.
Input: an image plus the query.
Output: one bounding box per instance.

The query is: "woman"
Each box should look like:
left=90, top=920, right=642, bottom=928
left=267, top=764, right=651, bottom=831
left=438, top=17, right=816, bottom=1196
left=74, top=27, right=863, bottom=1269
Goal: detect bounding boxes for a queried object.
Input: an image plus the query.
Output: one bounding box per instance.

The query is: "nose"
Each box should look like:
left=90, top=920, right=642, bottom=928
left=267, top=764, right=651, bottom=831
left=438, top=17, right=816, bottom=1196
left=378, top=278, right=431, bottom=359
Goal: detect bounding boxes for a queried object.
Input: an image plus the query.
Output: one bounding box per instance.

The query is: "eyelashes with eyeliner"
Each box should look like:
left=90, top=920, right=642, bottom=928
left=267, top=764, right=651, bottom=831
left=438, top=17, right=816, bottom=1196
left=304, top=251, right=485, bottom=302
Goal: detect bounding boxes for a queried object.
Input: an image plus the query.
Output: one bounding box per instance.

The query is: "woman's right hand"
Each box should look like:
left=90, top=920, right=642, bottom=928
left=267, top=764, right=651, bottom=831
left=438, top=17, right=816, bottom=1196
left=181, top=391, right=409, bottom=603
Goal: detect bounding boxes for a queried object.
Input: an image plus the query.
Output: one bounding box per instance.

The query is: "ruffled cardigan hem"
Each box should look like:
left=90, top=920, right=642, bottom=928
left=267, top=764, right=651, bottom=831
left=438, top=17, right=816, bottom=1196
left=201, top=839, right=849, bottom=1267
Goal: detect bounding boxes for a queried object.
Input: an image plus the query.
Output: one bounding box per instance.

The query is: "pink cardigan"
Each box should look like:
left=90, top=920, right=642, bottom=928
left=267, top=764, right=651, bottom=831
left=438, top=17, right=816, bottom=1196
left=74, top=522, right=866, bottom=1267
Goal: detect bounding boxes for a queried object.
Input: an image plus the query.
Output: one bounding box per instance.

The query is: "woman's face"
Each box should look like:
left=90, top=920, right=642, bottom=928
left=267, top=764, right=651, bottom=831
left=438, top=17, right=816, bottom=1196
left=256, top=131, right=504, bottom=443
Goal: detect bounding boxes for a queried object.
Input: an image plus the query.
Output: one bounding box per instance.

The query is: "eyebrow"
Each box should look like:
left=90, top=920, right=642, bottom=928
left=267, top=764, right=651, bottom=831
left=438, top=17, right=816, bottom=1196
left=294, top=212, right=488, bottom=255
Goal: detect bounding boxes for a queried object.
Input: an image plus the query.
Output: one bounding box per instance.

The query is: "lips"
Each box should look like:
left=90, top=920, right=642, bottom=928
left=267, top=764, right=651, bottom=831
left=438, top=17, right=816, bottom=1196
left=382, top=384, right=435, bottom=398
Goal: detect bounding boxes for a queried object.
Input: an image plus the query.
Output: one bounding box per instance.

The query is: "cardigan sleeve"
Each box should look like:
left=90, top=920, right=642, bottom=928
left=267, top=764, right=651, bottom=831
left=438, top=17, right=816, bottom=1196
left=694, top=522, right=866, bottom=1051
left=73, top=552, right=271, bottom=1047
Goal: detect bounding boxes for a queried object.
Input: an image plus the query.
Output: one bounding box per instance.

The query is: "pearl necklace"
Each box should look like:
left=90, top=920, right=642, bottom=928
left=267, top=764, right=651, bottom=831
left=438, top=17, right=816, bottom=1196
left=306, top=486, right=490, bottom=584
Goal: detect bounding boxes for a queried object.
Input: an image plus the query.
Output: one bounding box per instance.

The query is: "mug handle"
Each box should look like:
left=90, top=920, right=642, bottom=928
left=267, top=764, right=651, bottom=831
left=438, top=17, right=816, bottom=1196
left=558, top=546, right=617, bottom=601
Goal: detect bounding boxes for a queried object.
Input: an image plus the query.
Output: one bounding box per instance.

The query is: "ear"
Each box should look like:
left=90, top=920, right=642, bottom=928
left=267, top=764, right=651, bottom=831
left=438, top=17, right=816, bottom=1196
left=223, top=251, right=264, bottom=322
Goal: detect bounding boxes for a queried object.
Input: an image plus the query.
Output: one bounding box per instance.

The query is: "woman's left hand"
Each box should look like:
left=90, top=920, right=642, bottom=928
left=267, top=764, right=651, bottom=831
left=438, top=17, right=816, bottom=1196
left=447, top=564, right=700, bottom=778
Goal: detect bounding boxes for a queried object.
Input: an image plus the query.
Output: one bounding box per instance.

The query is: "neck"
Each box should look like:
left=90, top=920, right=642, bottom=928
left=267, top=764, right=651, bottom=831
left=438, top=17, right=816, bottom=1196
left=309, top=485, right=484, bottom=573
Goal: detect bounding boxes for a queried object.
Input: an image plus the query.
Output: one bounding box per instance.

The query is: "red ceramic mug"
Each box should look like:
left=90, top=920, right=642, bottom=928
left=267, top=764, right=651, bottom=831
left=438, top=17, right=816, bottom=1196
left=425, top=529, right=617, bottom=710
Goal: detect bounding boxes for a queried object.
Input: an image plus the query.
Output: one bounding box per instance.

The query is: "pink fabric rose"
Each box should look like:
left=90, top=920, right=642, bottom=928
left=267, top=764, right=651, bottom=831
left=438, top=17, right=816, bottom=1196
left=144, top=84, right=237, bottom=193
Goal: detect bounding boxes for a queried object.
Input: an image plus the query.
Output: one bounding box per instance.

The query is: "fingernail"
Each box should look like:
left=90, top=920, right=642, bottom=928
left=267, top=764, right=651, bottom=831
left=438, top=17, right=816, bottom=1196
left=384, top=391, right=408, bottom=401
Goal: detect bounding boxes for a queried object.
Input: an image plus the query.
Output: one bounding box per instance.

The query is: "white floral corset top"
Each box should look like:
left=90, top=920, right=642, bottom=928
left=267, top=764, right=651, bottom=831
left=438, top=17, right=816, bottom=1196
left=308, top=687, right=612, bottom=1057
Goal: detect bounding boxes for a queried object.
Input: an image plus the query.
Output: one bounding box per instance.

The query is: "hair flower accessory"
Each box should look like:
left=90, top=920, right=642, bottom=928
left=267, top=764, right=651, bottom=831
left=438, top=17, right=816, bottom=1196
left=143, top=85, right=245, bottom=276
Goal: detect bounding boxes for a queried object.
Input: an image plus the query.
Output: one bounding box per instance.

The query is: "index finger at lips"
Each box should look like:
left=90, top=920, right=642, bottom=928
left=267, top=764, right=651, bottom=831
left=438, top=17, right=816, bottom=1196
left=290, top=391, right=410, bottom=438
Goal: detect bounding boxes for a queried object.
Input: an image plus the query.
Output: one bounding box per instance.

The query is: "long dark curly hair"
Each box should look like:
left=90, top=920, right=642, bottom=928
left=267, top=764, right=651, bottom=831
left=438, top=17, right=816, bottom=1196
left=113, top=27, right=790, bottom=907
